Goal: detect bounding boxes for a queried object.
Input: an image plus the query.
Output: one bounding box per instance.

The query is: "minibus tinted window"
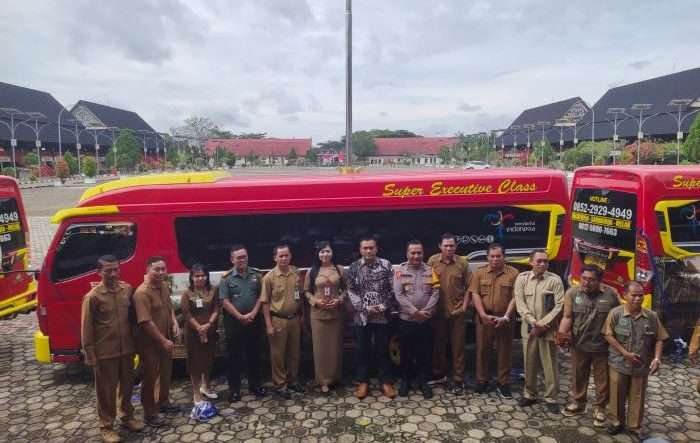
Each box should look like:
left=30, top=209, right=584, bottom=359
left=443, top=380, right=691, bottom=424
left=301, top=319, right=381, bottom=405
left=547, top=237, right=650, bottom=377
left=666, top=201, right=700, bottom=253
left=175, top=206, right=551, bottom=270
left=571, top=188, right=636, bottom=250
left=0, top=197, right=25, bottom=252
left=51, top=222, right=136, bottom=281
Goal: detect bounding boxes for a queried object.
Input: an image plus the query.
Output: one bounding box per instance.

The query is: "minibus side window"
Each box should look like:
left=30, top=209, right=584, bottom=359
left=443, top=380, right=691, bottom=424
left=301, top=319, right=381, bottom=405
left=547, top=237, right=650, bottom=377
left=51, top=222, right=136, bottom=281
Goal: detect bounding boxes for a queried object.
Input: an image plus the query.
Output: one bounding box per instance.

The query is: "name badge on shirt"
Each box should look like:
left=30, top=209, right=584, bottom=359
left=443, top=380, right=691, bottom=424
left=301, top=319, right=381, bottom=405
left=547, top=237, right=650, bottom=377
left=324, top=286, right=331, bottom=297
left=294, top=289, right=300, bottom=300
left=195, top=297, right=204, bottom=308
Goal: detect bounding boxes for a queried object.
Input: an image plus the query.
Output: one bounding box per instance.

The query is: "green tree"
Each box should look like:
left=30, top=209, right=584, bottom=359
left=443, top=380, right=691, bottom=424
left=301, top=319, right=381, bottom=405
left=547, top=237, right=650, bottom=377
left=438, top=145, right=453, bottom=164
left=55, top=159, right=70, bottom=183
left=104, top=129, right=142, bottom=171
left=23, top=152, right=38, bottom=167
left=317, top=140, right=345, bottom=151
left=530, top=142, right=556, bottom=167
left=287, top=148, right=298, bottom=163
left=83, top=156, right=97, bottom=177
left=683, top=114, right=700, bottom=163
left=63, top=152, right=78, bottom=174
left=305, top=149, right=318, bottom=164
left=245, top=150, right=259, bottom=165
left=344, top=131, right=376, bottom=160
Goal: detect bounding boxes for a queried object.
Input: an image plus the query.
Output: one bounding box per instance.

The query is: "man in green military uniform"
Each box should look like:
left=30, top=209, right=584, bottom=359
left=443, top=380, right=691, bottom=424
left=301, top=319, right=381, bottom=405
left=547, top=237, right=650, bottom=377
left=220, top=244, right=267, bottom=403
left=261, top=244, right=304, bottom=399
left=603, top=280, right=668, bottom=437
left=558, top=264, right=619, bottom=427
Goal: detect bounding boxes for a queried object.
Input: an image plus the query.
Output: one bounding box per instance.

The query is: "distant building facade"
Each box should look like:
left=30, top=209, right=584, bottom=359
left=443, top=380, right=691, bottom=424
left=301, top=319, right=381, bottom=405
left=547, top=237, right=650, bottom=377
left=204, top=138, right=312, bottom=165
left=367, top=137, right=459, bottom=166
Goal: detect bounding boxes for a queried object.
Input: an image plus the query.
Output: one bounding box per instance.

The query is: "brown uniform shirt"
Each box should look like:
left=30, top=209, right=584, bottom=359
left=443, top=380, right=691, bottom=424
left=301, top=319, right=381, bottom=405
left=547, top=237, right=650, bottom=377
left=304, top=266, right=345, bottom=320
left=180, top=287, right=219, bottom=341
left=427, top=253, right=471, bottom=318
left=603, top=305, right=669, bottom=376
left=563, top=285, right=619, bottom=353
left=133, top=281, right=174, bottom=350
left=514, top=270, right=565, bottom=340
left=468, top=264, right=519, bottom=316
left=80, top=281, right=135, bottom=365
left=261, top=265, right=301, bottom=317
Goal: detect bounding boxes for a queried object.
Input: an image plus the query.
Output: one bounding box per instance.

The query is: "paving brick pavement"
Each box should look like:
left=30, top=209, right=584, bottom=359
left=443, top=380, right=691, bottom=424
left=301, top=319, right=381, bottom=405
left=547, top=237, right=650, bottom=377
left=2, top=217, right=697, bottom=442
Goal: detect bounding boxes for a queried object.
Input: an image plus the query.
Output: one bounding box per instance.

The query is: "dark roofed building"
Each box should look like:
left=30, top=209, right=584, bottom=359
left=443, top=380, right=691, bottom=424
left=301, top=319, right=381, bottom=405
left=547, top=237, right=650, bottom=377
left=71, top=100, right=160, bottom=150
left=576, top=67, right=700, bottom=142
left=500, top=97, right=590, bottom=147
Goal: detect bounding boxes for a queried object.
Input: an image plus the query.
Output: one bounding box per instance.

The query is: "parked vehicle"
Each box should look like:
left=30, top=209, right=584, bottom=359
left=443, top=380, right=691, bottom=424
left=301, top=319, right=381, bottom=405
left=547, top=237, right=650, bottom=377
left=463, top=161, right=490, bottom=170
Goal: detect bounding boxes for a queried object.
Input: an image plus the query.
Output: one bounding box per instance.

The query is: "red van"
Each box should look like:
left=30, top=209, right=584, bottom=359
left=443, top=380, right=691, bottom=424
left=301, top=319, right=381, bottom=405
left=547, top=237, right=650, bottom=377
left=0, top=175, right=36, bottom=319
left=35, top=169, right=570, bottom=363
left=569, top=165, right=700, bottom=338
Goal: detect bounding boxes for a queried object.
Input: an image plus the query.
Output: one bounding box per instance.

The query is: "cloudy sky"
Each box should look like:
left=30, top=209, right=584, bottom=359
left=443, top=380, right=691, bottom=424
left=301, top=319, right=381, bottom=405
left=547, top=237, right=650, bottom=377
left=2, top=0, right=697, bottom=143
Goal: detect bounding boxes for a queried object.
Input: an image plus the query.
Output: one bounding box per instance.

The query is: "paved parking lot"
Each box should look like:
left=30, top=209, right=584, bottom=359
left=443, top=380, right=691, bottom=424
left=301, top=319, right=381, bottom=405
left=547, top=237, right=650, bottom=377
left=1, top=188, right=698, bottom=442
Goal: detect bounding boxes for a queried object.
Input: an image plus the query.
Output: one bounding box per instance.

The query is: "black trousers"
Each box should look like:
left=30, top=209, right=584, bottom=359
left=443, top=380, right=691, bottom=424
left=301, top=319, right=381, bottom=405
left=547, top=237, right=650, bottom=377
left=225, top=314, right=263, bottom=393
left=398, top=319, right=433, bottom=383
left=355, top=323, right=392, bottom=385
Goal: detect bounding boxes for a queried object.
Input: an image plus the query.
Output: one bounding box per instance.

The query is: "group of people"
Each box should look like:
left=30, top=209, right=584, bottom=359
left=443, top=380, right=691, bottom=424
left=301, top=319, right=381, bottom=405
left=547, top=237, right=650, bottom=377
left=80, top=234, right=695, bottom=443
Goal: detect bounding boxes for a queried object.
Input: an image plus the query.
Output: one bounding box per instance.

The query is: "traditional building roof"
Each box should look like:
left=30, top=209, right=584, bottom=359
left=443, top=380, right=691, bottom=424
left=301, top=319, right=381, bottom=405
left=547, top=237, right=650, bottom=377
left=70, top=100, right=155, bottom=132
left=205, top=138, right=312, bottom=157
left=500, top=97, right=589, bottom=146
left=372, top=137, right=458, bottom=156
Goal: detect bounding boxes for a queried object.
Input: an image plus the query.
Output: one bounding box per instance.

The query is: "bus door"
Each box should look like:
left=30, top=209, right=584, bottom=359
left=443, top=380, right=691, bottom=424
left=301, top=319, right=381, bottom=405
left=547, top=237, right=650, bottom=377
left=0, top=184, right=36, bottom=319
left=653, top=199, right=700, bottom=337
left=570, top=187, right=638, bottom=302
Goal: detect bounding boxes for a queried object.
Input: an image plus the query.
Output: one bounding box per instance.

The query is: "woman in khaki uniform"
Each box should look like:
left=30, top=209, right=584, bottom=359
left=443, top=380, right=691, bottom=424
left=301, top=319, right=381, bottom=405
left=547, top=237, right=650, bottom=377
left=304, top=241, right=346, bottom=393
left=180, top=264, right=219, bottom=404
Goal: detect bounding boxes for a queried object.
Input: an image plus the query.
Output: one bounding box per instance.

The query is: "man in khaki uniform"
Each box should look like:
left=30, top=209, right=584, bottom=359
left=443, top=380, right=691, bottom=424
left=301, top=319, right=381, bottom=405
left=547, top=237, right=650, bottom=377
left=261, top=244, right=304, bottom=399
left=427, top=233, right=471, bottom=395
left=603, top=280, right=668, bottom=437
left=469, top=243, right=519, bottom=398
left=557, top=264, right=619, bottom=427
left=81, top=255, right=144, bottom=443
left=514, top=249, right=565, bottom=412
left=134, top=256, right=180, bottom=427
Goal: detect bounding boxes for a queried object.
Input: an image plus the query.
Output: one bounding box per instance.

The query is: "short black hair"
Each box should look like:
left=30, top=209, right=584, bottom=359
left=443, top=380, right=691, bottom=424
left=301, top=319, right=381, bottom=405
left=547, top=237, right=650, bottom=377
left=581, top=264, right=603, bottom=280
left=440, top=233, right=456, bottom=244
left=96, top=255, right=118, bottom=269
left=487, top=242, right=505, bottom=255
left=406, top=239, right=423, bottom=250
left=623, top=280, right=644, bottom=294
left=359, top=236, right=377, bottom=246
left=230, top=244, right=246, bottom=255
left=273, top=243, right=291, bottom=256
left=146, top=256, right=166, bottom=268
left=529, top=249, right=548, bottom=259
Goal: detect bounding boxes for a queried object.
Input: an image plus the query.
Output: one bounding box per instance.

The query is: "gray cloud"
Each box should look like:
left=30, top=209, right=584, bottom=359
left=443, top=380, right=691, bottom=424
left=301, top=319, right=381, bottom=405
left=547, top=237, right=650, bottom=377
left=629, top=60, right=651, bottom=70
left=458, top=103, right=482, bottom=113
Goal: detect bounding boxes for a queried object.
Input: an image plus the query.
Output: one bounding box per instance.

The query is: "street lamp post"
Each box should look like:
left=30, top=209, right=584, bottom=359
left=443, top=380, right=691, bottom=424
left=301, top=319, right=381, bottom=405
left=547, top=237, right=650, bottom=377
left=25, top=112, right=48, bottom=177
left=0, top=108, right=27, bottom=178
left=57, top=105, right=75, bottom=159
left=523, top=124, right=535, bottom=167
left=537, top=121, right=550, bottom=167
left=630, top=103, right=654, bottom=165
left=607, top=108, right=626, bottom=165
left=511, top=125, right=520, bottom=165
left=668, top=99, right=700, bottom=165
left=554, top=119, right=576, bottom=166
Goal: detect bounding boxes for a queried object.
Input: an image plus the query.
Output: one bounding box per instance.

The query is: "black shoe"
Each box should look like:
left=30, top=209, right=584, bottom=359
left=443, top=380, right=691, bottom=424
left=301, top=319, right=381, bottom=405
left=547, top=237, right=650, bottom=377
left=448, top=382, right=464, bottom=395
left=228, top=392, right=241, bottom=403
left=398, top=380, right=410, bottom=397
left=275, top=389, right=292, bottom=399
left=250, top=387, right=267, bottom=398
left=144, top=415, right=166, bottom=428
left=420, top=383, right=433, bottom=399
left=288, top=383, right=305, bottom=393
left=474, top=383, right=488, bottom=394
left=496, top=384, right=512, bottom=399
left=607, top=424, right=624, bottom=435
left=159, top=403, right=180, bottom=414
left=517, top=397, right=537, bottom=407
left=545, top=403, right=560, bottom=414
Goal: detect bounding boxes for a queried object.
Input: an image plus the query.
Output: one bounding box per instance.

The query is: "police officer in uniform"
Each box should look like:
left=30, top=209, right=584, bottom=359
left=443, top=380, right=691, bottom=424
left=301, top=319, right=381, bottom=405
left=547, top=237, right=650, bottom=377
left=469, top=243, right=519, bottom=398
left=394, top=240, right=440, bottom=398
left=514, top=249, right=565, bottom=412
left=557, top=264, right=619, bottom=427
left=603, top=280, right=668, bottom=437
left=220, top=244, right=267, bottom=402
left=81, top=255, right=144, bottom=443
left=427, top=233, right=471, bottom=394
left=133, top=256, right=180, bottom=427
left=261, top=244, right=304, bottom=399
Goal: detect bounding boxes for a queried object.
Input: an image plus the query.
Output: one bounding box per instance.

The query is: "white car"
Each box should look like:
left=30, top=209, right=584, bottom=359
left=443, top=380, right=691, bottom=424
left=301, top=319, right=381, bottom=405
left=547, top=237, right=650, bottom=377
left=463, top=161, right=490, bottom=170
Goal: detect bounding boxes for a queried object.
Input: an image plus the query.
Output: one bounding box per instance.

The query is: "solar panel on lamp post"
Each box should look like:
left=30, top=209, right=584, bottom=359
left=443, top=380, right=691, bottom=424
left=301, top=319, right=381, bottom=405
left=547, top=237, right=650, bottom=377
left=537, top=121, right=550, bottom=167
left=630, top=104, right=652, bottom=165
left=668, top=99, right=700, bottom=165
left=606, top=108, right=626, bottom=166
left=0, top=108, right=26, bottom=178
left=554, top=119, right=576, bottom=165
left=510, top=125, right=520, bottom=165
left=25, top=112, right=48, bottom=178
left=523, top=124, right=535, bottom=167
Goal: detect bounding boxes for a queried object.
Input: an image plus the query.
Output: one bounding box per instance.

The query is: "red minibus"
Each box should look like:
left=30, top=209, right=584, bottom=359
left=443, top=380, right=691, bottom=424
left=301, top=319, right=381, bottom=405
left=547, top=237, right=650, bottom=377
left=569, top=165, right=700, bottom=338
left=0, top=175, right=36, bottom=319
left=35, top=169, right=569, bottom=363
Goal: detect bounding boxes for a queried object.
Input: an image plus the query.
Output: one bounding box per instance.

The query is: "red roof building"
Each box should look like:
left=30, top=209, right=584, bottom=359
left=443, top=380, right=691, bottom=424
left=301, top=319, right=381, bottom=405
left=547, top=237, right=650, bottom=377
left=370, top=137, right=458, bottom=165
left=205, top=138, right=311, bottom=165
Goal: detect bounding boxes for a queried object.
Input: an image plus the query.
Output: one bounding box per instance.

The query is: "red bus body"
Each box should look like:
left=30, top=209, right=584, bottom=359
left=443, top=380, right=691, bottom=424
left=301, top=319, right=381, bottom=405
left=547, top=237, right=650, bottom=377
left=35, top=169, right=570, bottom=363
left=0, top=176, right=36, bottom=319
left=569, top=165, right=700, bottom=337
